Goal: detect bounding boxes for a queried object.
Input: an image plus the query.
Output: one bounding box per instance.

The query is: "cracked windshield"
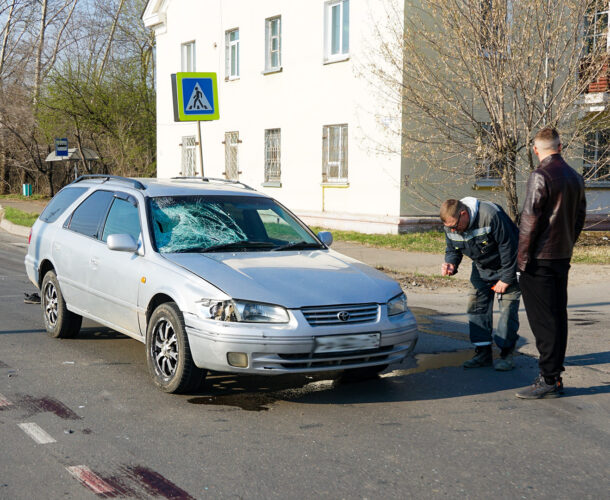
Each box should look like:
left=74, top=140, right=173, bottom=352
left=150, top=195, right=320, bottom=253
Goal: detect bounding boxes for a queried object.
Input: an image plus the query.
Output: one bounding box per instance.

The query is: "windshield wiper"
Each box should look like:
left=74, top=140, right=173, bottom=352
left=203, top=241, right=277, bottom=252
left=272, top=241, right=324, bottom=251
left=172, top=241, right=276, bottom=253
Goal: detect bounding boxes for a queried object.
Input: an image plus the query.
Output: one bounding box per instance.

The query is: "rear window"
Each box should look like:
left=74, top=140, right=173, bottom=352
left=66, top=190, right=114, bottom=238
left=39, top=187, right=87, bottom=223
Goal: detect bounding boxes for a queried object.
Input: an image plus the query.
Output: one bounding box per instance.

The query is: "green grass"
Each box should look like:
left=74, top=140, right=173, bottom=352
left=311, top=226, right=446, bottom=254
left=0, top=193, right=48, bottom=202
left=2, top=206, right=39, bottom=227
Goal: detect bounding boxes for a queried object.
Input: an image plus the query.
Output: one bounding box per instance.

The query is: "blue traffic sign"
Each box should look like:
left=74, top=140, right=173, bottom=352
left=171, top=73, right=219, bottom=121
left=55, top=138, right=68, bottom=157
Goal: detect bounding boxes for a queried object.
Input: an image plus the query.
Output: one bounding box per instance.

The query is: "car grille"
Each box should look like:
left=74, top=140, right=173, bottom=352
left=301, top=303, right=379, bottom=326
left=276, top=345, right=394, bottom=369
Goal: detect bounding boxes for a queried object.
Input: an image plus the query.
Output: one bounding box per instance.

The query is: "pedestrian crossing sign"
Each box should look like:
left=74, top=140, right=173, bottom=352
left=171, top=72, right=219, bottom=121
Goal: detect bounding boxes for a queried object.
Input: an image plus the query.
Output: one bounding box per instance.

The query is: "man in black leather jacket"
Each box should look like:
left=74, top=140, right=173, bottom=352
left=516, top=127, right=586, bottom=399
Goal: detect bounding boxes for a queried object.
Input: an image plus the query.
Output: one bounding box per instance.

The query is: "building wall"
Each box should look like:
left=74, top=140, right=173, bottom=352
left=150, top=0, right=406, bottom=232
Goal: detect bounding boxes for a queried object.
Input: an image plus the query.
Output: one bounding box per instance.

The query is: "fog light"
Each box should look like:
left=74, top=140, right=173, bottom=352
left=227, top=352, right=248, bottom=368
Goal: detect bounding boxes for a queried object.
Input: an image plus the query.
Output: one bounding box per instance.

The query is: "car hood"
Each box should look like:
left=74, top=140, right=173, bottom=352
left=163, top=250, right=402, bottom=308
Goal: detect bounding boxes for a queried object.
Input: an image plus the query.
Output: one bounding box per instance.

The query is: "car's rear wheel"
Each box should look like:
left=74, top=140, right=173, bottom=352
left=339, top=364, right=389, bottom=382
left=146, top=302, right=207, bottom=393
left=41, top=270, right=82, bottom=339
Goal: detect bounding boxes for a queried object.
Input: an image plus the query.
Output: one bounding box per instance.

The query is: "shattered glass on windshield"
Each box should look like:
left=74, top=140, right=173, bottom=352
left=149, top=195, right=320, bottom=254
left=151, top=197, right=247, bottom=253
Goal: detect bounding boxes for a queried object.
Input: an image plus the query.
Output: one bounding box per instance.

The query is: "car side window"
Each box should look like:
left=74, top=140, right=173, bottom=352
left=39, top=187, right=87, bottom=223
left=66, top=190, right=114, bottom=238
left=101, top=197, right=141, bottom=243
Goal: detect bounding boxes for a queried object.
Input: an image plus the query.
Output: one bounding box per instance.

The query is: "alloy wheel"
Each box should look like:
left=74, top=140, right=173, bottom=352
left=44, top=281, right=58, bottom=327
left=151, top=317, right=178, bottom=378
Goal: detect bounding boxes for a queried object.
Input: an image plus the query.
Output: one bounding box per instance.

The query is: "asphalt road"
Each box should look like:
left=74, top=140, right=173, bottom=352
left=1, top=229, right=609, bottom=499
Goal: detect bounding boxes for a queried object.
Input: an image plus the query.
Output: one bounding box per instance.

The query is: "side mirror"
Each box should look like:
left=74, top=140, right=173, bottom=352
left=107, top=234, right=139, bottom=253
left=317, top=231, right=333, bottom=247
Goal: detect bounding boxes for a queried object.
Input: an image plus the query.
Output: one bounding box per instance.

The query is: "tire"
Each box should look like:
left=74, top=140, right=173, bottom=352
left=339, top=364, right=389, bottom=383
left=41, top=270, right=82, bottom=339
left=146, top=302, right=207, bottom=394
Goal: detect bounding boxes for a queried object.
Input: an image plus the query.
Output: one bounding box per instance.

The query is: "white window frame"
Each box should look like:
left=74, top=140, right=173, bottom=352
left=265, top=16, right=282, bottom=73
left=322, top=124, right=348, bottom=184
left=585, top=2, right=610, bottom=56
left=181, top=41, right=196, bottom=72
left=181, top=136, right=197, bottom=176
left=264, top=128, right=281, bottom=185
left=225, top=29, right=240, bottom=80
left=324, top=0, right=350, bottom=63
left=224, top=131, right=240, bottom=180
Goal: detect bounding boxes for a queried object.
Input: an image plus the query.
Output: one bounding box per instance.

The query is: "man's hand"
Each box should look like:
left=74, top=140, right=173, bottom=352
left=441, top=262, right=456, bottom=276
left=492, top=280, right=509, bottom=294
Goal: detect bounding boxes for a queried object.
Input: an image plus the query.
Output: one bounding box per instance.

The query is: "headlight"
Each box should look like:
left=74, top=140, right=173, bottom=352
left=387, top=292, right=408, bottom=316
left=197, top=299, right=289, bottom=323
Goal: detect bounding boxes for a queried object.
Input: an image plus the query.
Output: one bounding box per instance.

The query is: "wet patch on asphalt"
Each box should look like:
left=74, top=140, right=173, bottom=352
left=0, top=394, right=82, bottom=419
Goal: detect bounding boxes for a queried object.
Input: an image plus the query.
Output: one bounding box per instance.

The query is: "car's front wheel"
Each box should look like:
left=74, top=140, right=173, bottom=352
left=41, top=270, right=82, bottom=339
left=146, top=302, right=207, bottom=393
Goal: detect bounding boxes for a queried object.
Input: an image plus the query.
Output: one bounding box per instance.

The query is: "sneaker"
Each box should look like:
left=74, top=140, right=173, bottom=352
left=515, top=375, right=564, bottom=399
left=463, top=346, right=493, bottom=368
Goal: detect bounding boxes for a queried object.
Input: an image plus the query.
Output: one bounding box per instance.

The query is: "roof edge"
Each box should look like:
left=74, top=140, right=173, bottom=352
left=142, top=0, right=167, bottom=30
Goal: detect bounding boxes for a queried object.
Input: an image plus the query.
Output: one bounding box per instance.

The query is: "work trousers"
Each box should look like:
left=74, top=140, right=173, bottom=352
left=467, top=265, right=520, bottom=350
left=519, top=258, right=571, bottom=380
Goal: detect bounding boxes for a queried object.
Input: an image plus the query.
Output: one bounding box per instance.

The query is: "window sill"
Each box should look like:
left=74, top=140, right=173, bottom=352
left=262, top=67, right=283, bottom=75
left=261, top=181, right=282, bottom=188
left=321, top=181, right=349, bottom=188
left=585, top=181, right=610, bottom=189
left=323, top=55, right=350, bottom=65
left=225, top=76, right=240, bottom=82
left=473, top=179, right=503, bottom=190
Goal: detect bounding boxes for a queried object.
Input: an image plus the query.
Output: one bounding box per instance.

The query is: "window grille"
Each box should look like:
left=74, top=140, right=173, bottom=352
left=224, top=131, right=240, bottom=180
left=265, top=17, right=281, bottom=71
left=181, top=136, right=197, bottom=176
left=475, top=123, right=503, bottom=181
left=584, top=130, right=610, bottom=183
left=264, top=129, right=281, bottom=182
left=322, top=124, right=348, bottom=182
left=225, top=29, right=240, bottom=79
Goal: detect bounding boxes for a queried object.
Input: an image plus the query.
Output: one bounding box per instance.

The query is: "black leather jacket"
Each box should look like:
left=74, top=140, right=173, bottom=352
left=518, top=154, right=586, bottom=270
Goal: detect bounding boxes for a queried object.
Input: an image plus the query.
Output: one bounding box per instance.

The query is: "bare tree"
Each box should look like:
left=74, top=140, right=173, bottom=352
left=365, top=0, right=605, bottom=221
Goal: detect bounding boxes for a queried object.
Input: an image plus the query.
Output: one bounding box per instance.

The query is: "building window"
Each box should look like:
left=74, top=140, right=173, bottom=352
left=265, top=17, right=281, bottom=72
left=585, top=2, right=609, bottom=55
left=225, top=29, right=240, bottom=79
left=324, top=0, right=349, bottom=61
left=584, top=130, right=610, bottom=183
left=475, top=122, right=503, bottom=185
left=181, top=136, right=197, bottom=176
left=181, top=41, right=196, bottom=72
left=322, top=124, right=348, bottom=183
left=224, top=131, right=240, bottom=180
left=264, top=129, right=281, bottom=183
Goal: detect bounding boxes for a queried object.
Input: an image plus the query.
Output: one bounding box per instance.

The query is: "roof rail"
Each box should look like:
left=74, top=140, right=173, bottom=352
left=170, top=176, right=254, bottom=191
left=71, top=174, right=146, bottom=190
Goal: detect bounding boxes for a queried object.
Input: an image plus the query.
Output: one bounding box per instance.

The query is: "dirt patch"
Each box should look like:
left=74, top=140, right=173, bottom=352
left=575, top=231, right=610, bottom=248
left=378, top=267, right=468, bottom=292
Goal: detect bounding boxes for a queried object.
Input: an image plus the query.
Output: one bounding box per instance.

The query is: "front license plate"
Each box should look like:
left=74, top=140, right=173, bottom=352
left=314, top=333, right=380, bottom=354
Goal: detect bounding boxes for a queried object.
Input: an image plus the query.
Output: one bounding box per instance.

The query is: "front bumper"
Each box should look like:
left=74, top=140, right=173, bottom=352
left=184, top=308, right=418, bottom=374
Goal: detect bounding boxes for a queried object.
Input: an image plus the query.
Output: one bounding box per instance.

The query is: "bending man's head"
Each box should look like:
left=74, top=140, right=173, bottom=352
left=440, top=199, right=469, bottom=233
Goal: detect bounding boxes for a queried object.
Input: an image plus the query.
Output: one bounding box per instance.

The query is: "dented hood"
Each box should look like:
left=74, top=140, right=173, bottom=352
left=163, top=250, right=402, bottom=308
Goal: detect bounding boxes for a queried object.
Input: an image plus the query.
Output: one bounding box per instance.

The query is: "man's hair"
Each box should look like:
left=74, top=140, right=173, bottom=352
left=440, top=199, right=467, bottom=222
left=534, top=127, right=561, bottom=152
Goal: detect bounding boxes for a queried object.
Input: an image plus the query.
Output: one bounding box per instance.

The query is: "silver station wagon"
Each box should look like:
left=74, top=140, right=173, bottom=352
left=25, top=175, right=418, bottom=393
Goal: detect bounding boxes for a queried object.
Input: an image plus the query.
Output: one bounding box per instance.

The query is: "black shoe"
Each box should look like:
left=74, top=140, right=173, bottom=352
left=515, top=375, right=564, bottom=399
left=24, top=292, right=41, bottom=304
left=463, top=346, right=493, bottom=368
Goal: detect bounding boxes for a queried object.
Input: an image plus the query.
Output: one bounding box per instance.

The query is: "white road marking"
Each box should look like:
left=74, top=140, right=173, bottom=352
left=0, top=393, right=12, bottom=407
left=66, top=465, right=115, bottom=495
left=18, top=422, right=56, bottom=444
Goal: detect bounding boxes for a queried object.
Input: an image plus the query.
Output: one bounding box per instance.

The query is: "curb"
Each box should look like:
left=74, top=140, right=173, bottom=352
left=0, top=204, right=31, bottom=238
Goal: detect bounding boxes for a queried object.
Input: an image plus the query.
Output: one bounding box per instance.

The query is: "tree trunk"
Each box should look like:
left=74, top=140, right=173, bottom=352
left=503, top=147, right=520, bottom=224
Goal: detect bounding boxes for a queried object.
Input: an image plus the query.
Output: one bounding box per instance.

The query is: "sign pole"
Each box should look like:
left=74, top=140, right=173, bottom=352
left=197, top=120, right=204, bottom=177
